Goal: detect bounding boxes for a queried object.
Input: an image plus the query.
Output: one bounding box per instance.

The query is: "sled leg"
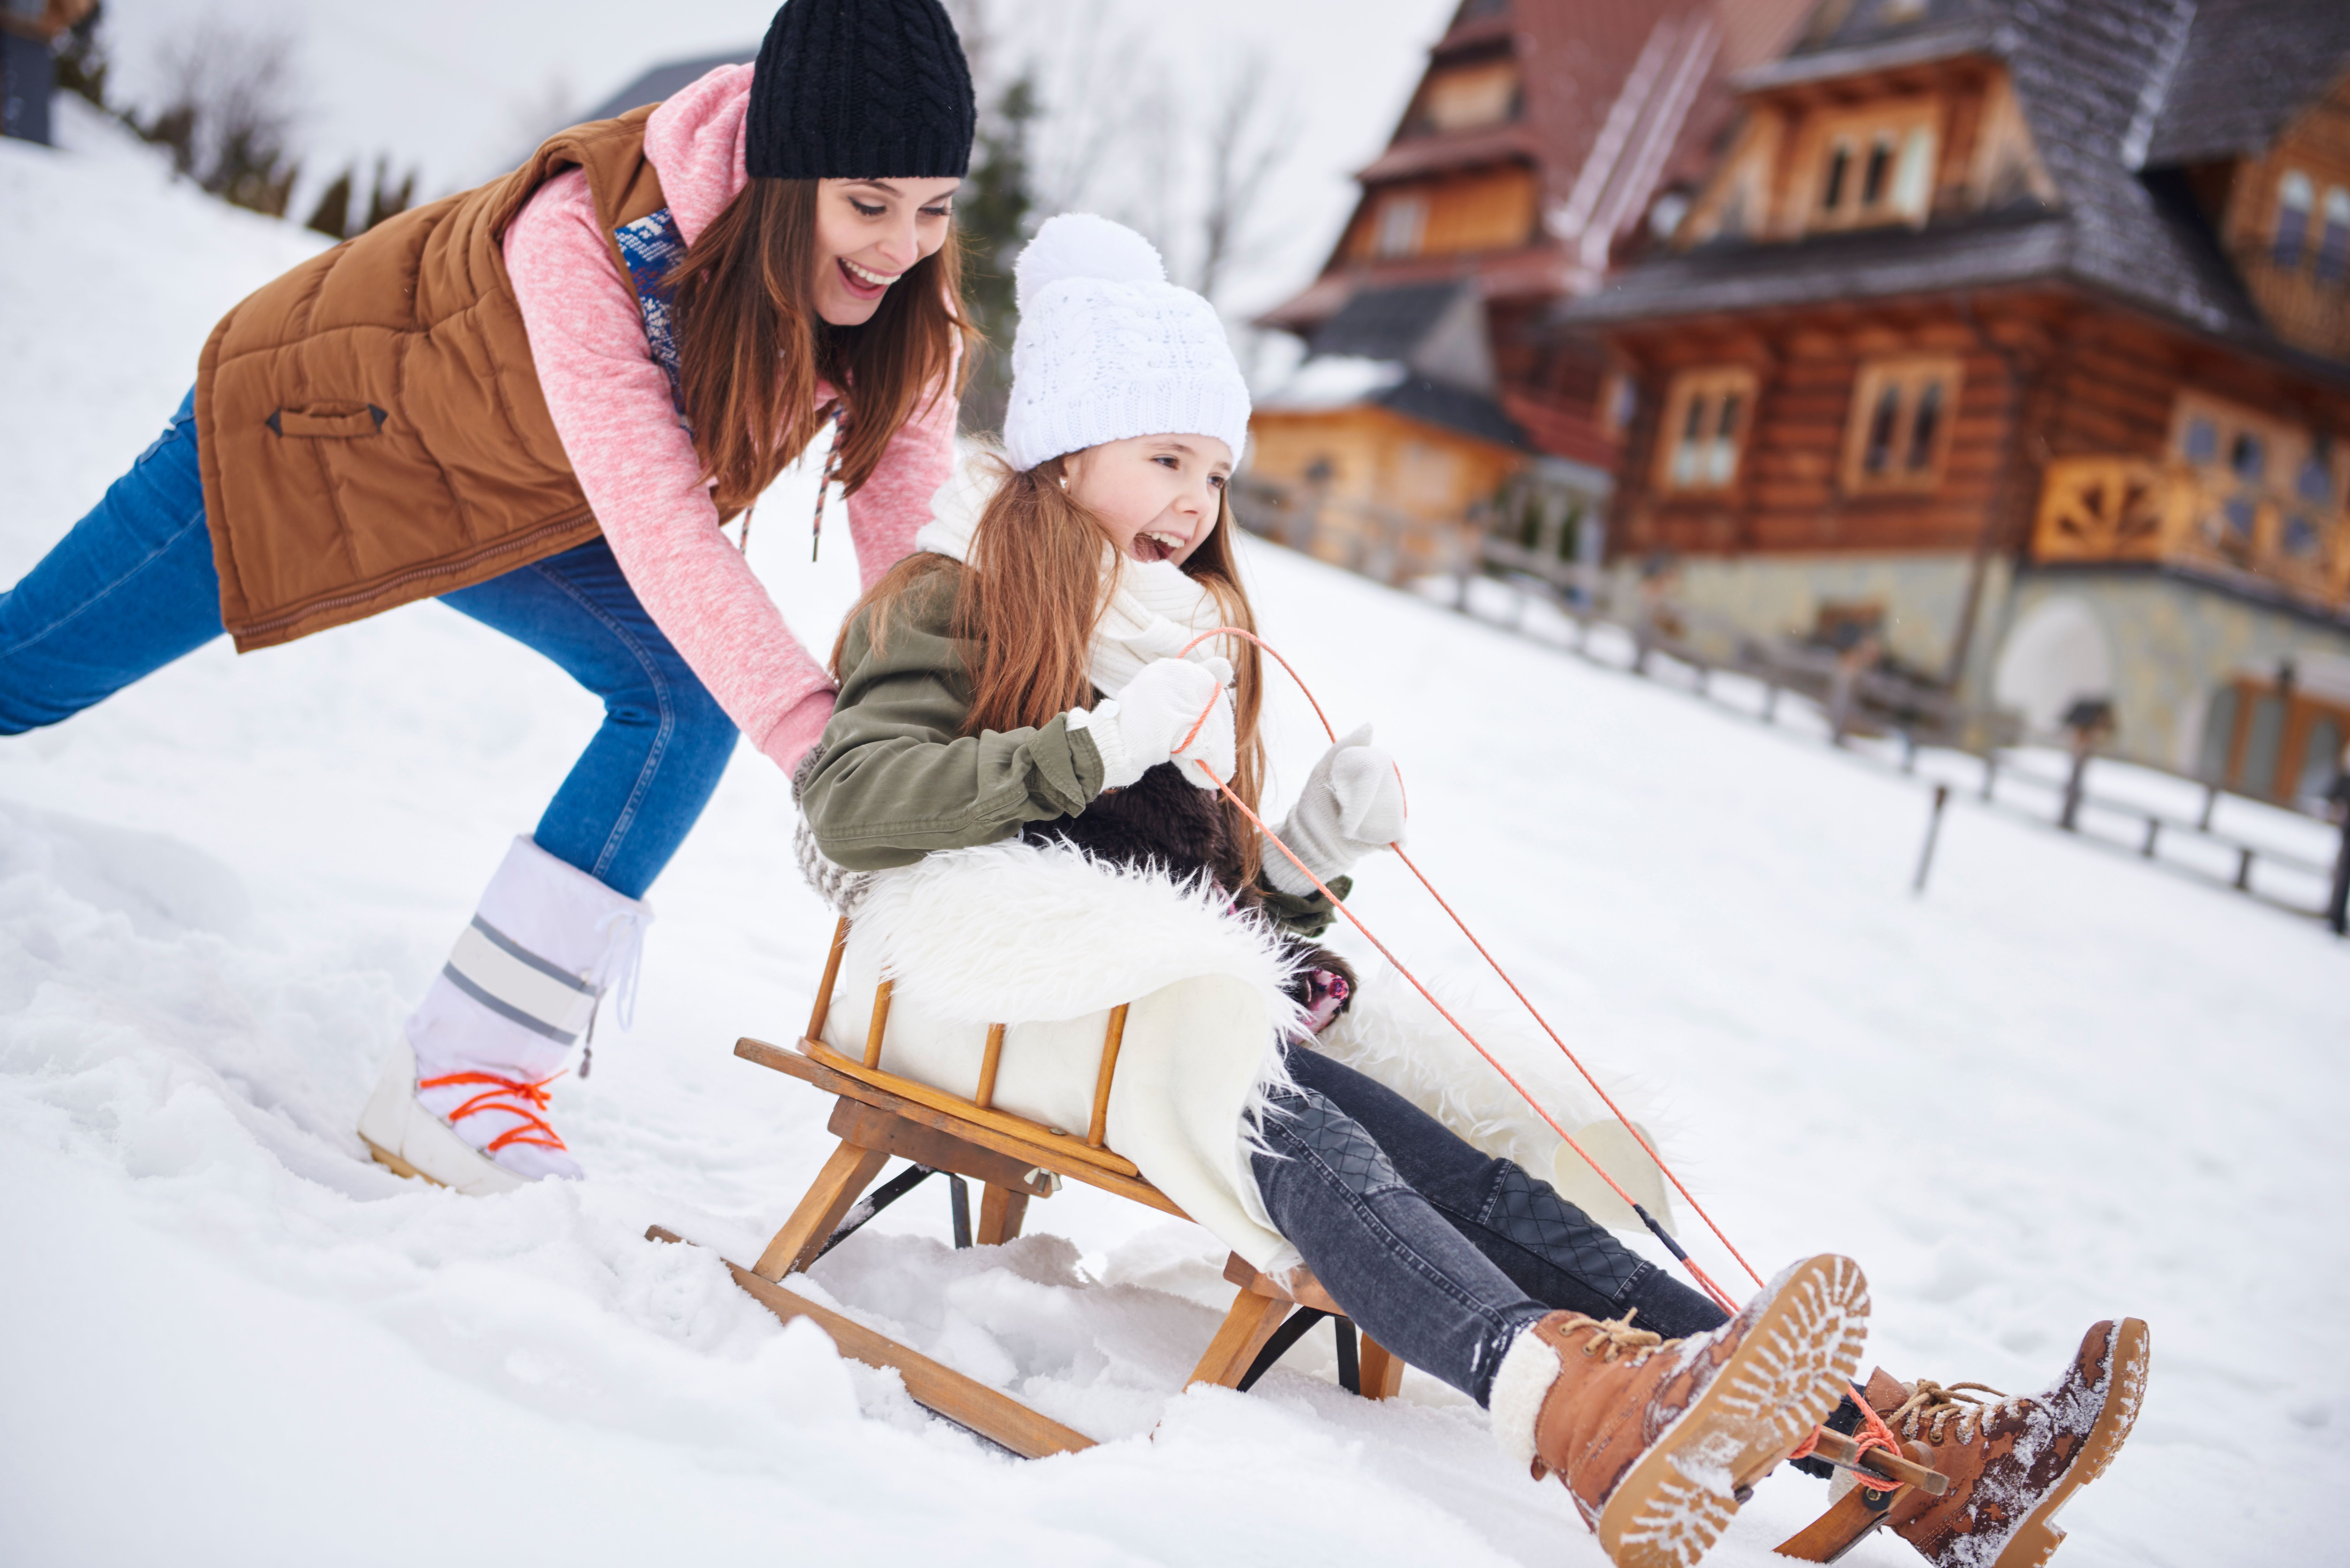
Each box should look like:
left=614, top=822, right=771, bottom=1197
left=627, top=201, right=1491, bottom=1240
left=753, top=1139, right=890, bottom=1280
left=1357, top=1332, right=1406, bottom=1400
left=976, top=1182, right=1029, bottom=1245
left=1188, top=1291, right=1293, bottom=1390
left=650, top=1227, right=1095, bottom=1459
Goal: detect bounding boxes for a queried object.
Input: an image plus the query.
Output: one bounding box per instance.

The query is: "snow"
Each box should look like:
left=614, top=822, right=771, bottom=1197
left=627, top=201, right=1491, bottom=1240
left=5, top=122, right=2348, bottom=1568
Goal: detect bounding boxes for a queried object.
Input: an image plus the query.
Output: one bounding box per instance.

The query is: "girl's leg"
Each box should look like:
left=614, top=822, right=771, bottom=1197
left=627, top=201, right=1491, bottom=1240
left=0, top=391, right=226, bottom=731
left=1250, top=1078, right=1551, bottom=1406
left=438, top=538, right=739, bottom=900
left=1285, top=1044, right=1730, bottom=1341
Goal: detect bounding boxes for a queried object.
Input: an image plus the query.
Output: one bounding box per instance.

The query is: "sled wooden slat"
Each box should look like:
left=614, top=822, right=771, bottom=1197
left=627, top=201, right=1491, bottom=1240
left=1187, top=1289, right=1293, bottom=1389
left=1772, top=1487, right=1893, bottom=1561
left=753, top=1139, right=890, bottom=1280
left=1087, top=1004, right=1128, bottom=1149
left=805, top=917, right=851, bottom=1042
left=648, top=1227, right=1096, bottom=1459
left=1802, top=1429, right=1948, bottom=1495
left=735, top=1036, right=1182, bottom=1213
left=863, top=979, right=894, bottom=1069
left=792, top=1036, right=1149, bottom=1180
left=825, top=1099, right=1057, bottom=1198
left=975, top=1023, right=1006, bottom=1109
left=1357, top=1336, right=1406, bottom=1399
left=1225, top=1251, right=1345, bottom=1315
left=977, top=1182, right=1028, bottom=1246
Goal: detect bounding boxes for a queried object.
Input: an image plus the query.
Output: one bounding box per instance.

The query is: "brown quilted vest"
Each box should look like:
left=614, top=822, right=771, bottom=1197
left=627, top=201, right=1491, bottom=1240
left=195, top=108, right=673, bottom=651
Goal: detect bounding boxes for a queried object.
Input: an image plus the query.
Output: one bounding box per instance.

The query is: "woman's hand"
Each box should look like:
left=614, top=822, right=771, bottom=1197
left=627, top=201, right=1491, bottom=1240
left=1262, top=724, right=1405, bottom=895
left=1076, top=656, right=1235, bottom=791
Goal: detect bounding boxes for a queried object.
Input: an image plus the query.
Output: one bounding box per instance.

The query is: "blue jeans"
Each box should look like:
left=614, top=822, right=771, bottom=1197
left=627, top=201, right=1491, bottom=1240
left=1253, top=1044, right=1727, bottom=1404
left=0, top=390, right=736, bottom=899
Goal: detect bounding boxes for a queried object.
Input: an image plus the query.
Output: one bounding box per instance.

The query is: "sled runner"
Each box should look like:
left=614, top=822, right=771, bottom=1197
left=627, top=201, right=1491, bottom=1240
left=650, top=916, right=1406, bottom=1457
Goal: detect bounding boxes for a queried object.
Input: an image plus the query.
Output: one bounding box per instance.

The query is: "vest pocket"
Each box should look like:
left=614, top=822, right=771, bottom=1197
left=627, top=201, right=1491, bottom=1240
left=268, top=404, right=387, bottom=439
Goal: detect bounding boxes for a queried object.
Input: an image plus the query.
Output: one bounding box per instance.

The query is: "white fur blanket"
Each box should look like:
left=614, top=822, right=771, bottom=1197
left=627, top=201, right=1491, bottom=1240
left=820, top=839, right=1674, bottom=1269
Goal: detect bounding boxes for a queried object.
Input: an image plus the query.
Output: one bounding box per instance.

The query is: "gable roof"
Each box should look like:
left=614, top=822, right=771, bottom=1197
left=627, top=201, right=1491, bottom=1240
left=2139, top=0, right=2350, bottom=168
left=580, top=49, right=758, bottom=125
left=1557, top=0, right=2350, bottom=365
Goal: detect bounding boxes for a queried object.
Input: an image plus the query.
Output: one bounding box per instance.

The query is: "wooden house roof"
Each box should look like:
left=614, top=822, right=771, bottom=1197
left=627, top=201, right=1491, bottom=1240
left=1558, top=0, right=2350, bottom=371
left=1261, top=0, right=1815, bottom=334
left=2139, top=0, right=2350, bottom=168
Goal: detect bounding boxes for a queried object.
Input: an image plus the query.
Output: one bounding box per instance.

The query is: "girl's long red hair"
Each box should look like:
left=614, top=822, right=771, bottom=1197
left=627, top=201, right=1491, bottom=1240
left=837, top=455, right=1268, bottom=883
left=666, top=178, right=974, bottom=519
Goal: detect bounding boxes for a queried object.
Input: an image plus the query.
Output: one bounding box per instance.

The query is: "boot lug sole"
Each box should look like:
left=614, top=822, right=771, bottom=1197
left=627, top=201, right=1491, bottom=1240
left=1983, top=1318, right=2151, bottom=1568
left=1598, top=1255, right=1871, bottom=1568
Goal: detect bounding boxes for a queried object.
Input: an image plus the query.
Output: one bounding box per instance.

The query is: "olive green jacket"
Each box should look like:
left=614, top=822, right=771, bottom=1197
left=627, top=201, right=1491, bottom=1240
left=799, top=562, right=1341, bottom=939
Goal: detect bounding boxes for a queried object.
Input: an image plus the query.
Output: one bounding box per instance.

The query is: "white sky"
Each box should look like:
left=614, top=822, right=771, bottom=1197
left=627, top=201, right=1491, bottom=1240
left=94, top=0, right=1459, bottom=321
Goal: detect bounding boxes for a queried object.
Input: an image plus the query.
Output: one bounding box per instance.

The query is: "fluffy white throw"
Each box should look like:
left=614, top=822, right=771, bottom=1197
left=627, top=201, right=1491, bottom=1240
left=914, top=453, right=1239, bottom=699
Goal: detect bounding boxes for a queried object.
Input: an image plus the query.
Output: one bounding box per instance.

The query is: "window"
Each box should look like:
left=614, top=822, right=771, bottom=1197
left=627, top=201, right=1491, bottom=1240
left=1655, top=368, right=1757, bottom=493
left=1419, top=61, right=1522, bottom=134
left=2317, top=188, right=2350, bottom=284
left=1808, top=100, right=1940, bottom=230
left=1373, top=192, right=1426, bottom=257
left=2274, top=170, right=2314, bottom=267
left=1841, top=358, right=1961, bottom=493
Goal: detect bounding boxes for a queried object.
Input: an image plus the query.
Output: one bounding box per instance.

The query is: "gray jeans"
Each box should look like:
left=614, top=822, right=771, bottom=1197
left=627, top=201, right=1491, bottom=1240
left=1249, top=1044, right=1727, bottom=1404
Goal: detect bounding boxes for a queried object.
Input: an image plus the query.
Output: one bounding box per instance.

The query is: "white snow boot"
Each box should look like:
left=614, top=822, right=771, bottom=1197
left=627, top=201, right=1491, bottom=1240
left=357, top=837, right=649, bottom=1193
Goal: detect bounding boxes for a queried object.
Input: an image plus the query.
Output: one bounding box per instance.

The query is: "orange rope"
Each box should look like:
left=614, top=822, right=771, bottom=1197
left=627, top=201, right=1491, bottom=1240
left=419, top=1069, right=571, bottom=1155
left=1177, top=625, right=1765, bottom=1307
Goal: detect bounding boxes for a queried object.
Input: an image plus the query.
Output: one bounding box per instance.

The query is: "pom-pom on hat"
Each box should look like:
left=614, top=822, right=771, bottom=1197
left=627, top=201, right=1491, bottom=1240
left=747, top=0, right=976, bottom=180
left=1003, top=214, right=1252, bottom=473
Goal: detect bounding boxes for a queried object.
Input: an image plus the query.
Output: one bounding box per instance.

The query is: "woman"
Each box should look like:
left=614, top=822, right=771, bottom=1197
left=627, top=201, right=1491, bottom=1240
left=0, top=0, right=976, bottom=1193
left=796, top=215, right=2148, bottom=1568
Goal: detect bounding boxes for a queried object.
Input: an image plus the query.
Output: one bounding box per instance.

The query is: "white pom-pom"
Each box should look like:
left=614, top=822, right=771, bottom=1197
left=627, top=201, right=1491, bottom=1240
left=1015, top=213, right=1165, bottom=307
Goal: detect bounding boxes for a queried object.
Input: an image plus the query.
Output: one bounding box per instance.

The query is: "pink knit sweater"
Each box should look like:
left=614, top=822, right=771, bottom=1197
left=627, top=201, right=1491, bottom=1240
left=502, top=64, right=956, bottom=775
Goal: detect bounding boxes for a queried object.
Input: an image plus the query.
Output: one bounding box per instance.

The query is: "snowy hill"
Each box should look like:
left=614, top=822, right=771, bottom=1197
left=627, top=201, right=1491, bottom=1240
left=4, top=117, right=2346, bottom=1568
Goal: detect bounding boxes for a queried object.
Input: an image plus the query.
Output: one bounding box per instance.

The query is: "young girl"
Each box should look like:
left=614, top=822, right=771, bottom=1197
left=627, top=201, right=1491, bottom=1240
left=1, top=0, right=979, bottom=1193
left=795, top=216, right=2146, bottom=1568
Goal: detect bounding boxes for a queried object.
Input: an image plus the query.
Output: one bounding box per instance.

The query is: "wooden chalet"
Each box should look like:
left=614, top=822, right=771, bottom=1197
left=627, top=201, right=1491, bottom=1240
left=1244, top=0, right=1812, bottom=578
left=1557, top=0, right=2350, bottom=801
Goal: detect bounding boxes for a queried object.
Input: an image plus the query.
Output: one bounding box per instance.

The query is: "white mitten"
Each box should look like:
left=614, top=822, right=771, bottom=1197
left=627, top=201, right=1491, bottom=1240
left=1262, top=724, right=1406, bottom=895
left=1070, top=656, right=1235, bottom=791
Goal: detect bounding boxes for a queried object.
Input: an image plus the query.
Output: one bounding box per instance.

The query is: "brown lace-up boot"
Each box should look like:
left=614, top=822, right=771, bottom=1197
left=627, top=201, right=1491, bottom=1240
left=1869, top=1318, right=2151, bottom=1568
left=1514, top=1255, right=1871, bottom=1568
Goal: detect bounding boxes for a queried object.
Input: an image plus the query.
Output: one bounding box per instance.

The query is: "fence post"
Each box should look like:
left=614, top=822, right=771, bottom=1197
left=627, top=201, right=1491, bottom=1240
left=1913, top=784, right=1952, bottom=894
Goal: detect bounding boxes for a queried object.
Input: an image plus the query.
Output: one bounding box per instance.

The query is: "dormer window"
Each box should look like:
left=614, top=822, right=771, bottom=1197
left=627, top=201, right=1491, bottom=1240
left=1807, top=101, right=1939, bottom=231
left=2275, top=170, right=2314, bottom=266
left=1416, top=60, right=1523, bottom=135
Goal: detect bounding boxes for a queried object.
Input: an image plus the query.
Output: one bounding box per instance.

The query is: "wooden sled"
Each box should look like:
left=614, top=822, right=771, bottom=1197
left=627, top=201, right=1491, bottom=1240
left=650, top=916, right=1406, bottom=1457
left=1772, top=1428, right=1951, bottom=1561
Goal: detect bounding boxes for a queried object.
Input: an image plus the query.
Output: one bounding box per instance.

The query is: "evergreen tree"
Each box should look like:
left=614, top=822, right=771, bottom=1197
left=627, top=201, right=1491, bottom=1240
left=956, top=72, right=1038, bottom=438
left=306, top=167, right=353, bottom=240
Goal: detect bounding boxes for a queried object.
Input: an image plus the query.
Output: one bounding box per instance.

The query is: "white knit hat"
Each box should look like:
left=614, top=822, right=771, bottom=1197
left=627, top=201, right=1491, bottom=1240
left=1002, top=214, right=1251, bottom=473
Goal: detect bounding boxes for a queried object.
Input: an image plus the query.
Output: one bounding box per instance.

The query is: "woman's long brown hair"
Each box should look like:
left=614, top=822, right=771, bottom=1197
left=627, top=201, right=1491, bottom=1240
left=667, top=179, right=973, bottom=519
left=837, top=455, right=1269, bottom=883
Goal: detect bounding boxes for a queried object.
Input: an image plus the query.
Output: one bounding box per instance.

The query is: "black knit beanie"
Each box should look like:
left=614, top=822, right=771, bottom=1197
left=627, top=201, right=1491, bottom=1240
left=746, top=0, right=976, bottom=180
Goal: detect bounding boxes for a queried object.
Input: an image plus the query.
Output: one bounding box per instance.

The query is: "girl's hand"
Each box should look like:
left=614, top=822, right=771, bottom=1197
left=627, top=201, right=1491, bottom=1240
left=1077, top=657, right=1236, bottom=792
left=1262, top=724, right=1405, bottom=896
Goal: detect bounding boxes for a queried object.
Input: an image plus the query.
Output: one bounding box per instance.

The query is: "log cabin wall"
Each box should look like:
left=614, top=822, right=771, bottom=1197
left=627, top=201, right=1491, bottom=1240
left=1611, top=298, right=2046, bottom=560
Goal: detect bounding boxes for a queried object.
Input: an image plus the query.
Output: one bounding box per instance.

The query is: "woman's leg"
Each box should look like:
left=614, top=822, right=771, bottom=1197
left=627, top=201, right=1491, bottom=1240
left=1285, top=1044, right=1731, bottom=1341
left=0, top=391, right=227, bottom=731
left=439, top=538, right=739, bottom=900
left=1251, top=1078, right=1552, bottom=1406
left=368, top=541, right=740, bottom=1188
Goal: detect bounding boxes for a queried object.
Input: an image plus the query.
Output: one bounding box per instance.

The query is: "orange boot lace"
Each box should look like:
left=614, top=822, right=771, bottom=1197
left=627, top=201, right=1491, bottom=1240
left=418, top=1069, right=570, bottom=1155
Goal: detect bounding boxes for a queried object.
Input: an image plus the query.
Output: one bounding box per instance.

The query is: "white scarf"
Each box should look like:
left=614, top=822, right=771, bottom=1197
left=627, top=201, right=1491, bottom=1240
left=914, top=452, right=1237, bottom=697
